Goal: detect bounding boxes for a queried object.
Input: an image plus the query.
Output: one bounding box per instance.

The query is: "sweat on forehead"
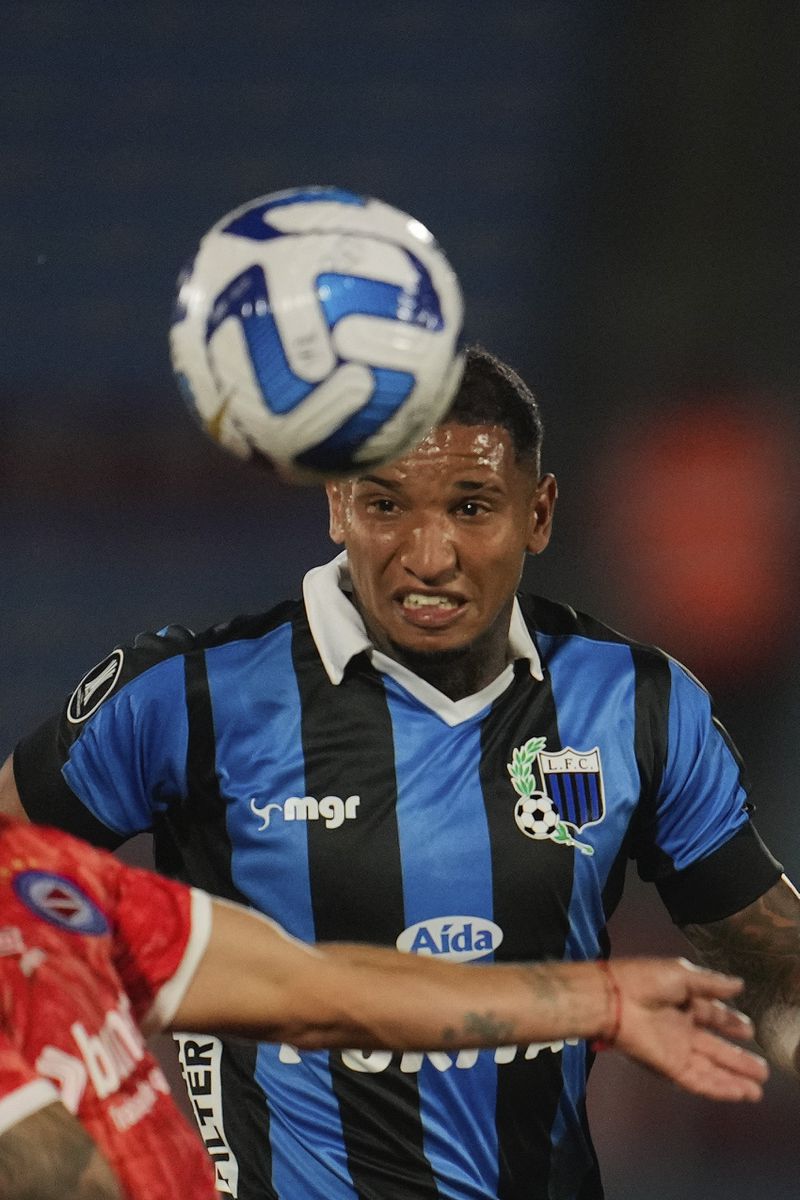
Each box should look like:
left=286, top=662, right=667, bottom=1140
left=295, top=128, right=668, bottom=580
left=390, top=423, right=512, bottom=473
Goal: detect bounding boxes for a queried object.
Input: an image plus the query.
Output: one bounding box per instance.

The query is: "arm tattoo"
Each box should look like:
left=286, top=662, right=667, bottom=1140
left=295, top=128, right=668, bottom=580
left=683, top=876, right=800, bottom=1070
left=0, top=1101, right=121, bottom=1199
left=439, top=964, right=565, bottom=1046
left=440, top=1012, right=517, bottom=1046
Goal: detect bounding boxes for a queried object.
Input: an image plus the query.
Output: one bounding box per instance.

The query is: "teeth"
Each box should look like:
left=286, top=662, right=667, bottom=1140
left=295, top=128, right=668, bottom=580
left=403, top=593, right=458, bottom=609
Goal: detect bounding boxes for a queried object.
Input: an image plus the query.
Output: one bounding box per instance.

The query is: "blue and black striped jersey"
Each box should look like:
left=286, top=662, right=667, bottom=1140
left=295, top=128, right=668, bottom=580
left=14, top=558, right=781, bottom=1200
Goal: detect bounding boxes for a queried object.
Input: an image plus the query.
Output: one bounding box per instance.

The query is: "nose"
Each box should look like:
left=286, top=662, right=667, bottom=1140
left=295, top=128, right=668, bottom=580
left=399, top=517, right=458, bottom=584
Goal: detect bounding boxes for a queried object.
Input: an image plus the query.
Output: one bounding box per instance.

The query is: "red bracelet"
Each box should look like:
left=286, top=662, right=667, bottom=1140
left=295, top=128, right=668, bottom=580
left=590, top=959, right=622, bottom=1052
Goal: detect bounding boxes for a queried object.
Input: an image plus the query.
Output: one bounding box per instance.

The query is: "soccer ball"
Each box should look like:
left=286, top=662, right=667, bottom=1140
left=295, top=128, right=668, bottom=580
left=169, top=186, right=465, bottom=479
left=514, top=793, right=560, bottom=840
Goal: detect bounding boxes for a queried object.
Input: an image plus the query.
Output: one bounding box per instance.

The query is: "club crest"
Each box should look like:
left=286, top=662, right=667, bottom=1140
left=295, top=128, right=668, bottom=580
left=13, top=871, right=109, bottom=935
left=508, top=738, right=605, bottom=855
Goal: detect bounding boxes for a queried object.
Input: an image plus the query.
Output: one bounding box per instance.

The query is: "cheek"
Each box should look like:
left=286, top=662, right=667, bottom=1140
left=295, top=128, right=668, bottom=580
left=354, top=521, right=404, bottom=555
left=346, top=532, right=397, bottom=590
left=469, top=528, right=528, bottom=566
left=466, top=536, right=529, bottom=593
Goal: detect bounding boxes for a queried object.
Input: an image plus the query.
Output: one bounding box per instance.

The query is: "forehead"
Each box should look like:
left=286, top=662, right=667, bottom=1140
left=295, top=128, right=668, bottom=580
left=369, top=423, right=515, bottom=480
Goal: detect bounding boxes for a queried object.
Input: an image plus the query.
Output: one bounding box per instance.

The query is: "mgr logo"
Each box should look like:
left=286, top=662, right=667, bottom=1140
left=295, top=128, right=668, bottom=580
left=250, top=794, right=360, bottom=831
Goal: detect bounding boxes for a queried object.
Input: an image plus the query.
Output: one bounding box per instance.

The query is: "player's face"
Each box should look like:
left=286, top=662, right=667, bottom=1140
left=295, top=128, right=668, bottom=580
left=326, top=423, right=556, bottom=677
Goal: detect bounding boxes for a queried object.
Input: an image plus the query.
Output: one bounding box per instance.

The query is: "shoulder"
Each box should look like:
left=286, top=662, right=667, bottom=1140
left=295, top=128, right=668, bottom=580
left=517, top=592, right=666, bottom=659
left=126, top=600, right=301, bottom=667
left=517, top=592, right=718, bottom=710
left=191, top=600, right=302, bottom=653
left=67, top=600, right=303, bottom=720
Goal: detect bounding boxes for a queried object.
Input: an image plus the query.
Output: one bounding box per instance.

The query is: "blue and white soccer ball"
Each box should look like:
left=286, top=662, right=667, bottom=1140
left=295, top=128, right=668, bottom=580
left=169, top=186, right=465, bottom=478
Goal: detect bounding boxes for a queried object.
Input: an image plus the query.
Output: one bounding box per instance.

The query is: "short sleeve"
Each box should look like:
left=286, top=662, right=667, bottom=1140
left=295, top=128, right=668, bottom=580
left=14, top=629, right=196, bottom=844
left=107, top=858, right=213, bottom=1035
left=635, top=659, right=783, bottom=923
left=656, top=822, right=783, bottom=924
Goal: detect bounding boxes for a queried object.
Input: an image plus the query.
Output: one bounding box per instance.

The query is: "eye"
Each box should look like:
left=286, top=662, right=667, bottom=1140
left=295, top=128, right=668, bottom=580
left=456, top=499, right=488, bottom=517
left=366, top=496, right=399, bottom=515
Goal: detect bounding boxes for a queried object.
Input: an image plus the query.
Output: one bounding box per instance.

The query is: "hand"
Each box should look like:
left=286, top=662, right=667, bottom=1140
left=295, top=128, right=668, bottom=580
left=606, top=957, right=768, bottom=1101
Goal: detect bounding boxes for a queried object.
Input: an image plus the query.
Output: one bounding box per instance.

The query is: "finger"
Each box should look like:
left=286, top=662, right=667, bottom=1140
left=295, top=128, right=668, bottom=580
left=680, top=1057, right=765, bottom=1102
left=693, top=1029, right=769, bottom=1085
left=672, top=1038, right=767, bottom=1102
left=687, top=997, right=755, bottom=1041
left=677, top=961, right=745, bottom=1000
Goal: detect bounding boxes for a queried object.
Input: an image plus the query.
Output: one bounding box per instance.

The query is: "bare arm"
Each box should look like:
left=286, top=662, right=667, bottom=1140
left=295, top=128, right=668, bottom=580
left=683, top=873, right=800, bottom=1075
left=0, top=1101, right=121, bottom=1200
left=172, top=897, right=767, bottom=1101
left=0, top=756, right=28, bottom=822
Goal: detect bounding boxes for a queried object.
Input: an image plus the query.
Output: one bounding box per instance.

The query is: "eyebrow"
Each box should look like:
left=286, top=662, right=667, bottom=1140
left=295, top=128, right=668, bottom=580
left=452, top=479, right=503, bottom=493
left=354, top=475, right=505, bottom=495
left=356, top=473, right=395, bottom=486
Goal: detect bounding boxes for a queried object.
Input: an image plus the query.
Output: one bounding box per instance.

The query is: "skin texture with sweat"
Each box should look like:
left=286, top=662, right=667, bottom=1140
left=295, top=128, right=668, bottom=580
left=326, top=422, right=557, bottom=700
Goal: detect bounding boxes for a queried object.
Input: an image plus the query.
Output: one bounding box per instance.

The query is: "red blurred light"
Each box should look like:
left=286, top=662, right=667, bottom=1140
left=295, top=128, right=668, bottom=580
left=602, top=395, right=797, bottom=682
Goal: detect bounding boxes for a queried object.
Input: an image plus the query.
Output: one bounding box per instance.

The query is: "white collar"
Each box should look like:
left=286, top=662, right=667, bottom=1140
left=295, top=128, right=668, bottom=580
left=303, top=552, right=543, bottom=712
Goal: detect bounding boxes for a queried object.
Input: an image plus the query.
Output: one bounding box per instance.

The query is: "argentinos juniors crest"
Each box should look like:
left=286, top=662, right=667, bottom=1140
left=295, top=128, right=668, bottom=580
left=508, top=737, right=606, bottom=855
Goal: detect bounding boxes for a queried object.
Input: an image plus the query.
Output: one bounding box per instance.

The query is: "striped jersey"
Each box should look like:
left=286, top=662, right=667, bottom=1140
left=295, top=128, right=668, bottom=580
left=14, top=554, right=781, bottom=1200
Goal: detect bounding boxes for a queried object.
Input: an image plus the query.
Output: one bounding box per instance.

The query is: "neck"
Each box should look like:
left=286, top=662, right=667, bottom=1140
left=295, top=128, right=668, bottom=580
left=385, top=645, right=508, bottom=700
left=360, top=602, right=514, bottom=701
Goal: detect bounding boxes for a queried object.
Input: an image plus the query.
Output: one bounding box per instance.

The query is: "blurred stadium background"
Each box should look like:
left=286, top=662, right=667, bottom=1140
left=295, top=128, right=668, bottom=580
left=2, top=3, right=798, bottom=1195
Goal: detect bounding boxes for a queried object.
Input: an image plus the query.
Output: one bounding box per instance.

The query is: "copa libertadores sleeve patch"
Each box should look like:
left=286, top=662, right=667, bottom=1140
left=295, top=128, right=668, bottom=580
left=66, top=649, right=125, bottom=724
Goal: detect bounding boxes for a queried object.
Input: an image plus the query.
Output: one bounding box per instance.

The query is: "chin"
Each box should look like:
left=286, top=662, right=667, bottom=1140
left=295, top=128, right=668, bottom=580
left=388, top=637, right=472, bottom=666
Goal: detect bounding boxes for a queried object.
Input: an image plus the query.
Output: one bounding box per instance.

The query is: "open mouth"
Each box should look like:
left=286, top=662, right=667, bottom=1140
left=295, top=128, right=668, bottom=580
left=403, top=593, right=459, bottom=610
left=396, top=592, right=466, bottom=627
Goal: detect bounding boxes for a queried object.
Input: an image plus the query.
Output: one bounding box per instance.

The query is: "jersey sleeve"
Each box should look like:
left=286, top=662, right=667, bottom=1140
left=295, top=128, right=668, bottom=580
left=105, top=855, right=213, bottom=1035
left=13, top=627, right=197, bottom=846
left=0, top=1032, right=61, bottom=1137
left=634, top=658, right=782, bottom=924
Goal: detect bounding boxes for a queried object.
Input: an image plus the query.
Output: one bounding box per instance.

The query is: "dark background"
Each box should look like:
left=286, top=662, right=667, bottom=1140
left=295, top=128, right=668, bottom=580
left=2, top=4, right=798, bottom=1195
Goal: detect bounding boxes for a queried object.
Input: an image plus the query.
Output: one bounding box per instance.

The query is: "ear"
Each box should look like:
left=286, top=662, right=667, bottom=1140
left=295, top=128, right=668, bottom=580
left=326, top=482, right=347, bottom=544
left=526, top=474, right=558, bottom=555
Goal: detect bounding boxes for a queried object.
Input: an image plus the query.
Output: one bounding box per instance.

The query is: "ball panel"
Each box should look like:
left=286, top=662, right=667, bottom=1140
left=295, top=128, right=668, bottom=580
left=343, top=347, right=465, bottom=467
left=219, top=187, right=367, bottom=243
left=234, top=362, right=375, bottom=464
left=205, top=266, right=316, bottom=417
left=295, top=367, right=415, bottom=472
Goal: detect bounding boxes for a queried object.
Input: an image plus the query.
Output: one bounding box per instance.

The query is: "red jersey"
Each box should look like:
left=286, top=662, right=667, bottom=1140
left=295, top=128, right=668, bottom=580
left=0, top=817, right=217, bottom=1199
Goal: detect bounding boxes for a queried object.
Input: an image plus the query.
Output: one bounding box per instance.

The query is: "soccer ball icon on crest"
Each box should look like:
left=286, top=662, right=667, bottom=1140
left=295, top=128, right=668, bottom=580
left=169, top=186, right=465, bottom=480
left=514, top=793, right=561, bottom=840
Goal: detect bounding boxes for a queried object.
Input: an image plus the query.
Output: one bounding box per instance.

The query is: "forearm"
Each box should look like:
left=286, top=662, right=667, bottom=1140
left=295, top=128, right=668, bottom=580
left=0, top=755, right=29, bottom=822
left=174, top=900, right=616, bottom=1048
left=683, top=874, right=800, bottom=1075
left=173, top=900, right=767, bottom=1101
left=283, top=949, right=615, bottom=1051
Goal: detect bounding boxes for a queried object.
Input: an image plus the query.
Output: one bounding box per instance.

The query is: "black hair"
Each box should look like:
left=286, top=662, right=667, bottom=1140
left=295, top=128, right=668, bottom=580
left=443, top=345, right=544, bottom=473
